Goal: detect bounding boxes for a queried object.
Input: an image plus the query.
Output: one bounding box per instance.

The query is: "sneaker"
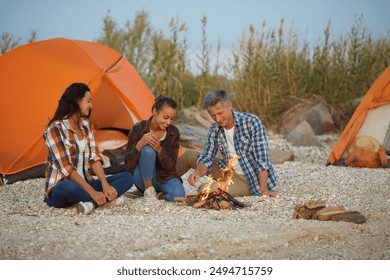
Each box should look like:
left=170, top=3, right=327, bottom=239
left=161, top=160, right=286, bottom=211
left=110, top=196, right=126, bottom=206
left=143, top=186, right=157, bottom=199
left=76, top=201, right=94, bottom=214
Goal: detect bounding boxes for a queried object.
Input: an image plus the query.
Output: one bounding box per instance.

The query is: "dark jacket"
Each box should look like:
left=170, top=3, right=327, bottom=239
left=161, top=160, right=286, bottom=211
left=124, top=118, right=182, bottom=183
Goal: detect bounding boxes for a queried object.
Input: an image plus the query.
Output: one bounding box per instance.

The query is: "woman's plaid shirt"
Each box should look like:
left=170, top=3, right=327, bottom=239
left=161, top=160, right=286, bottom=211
left=43, top=118, right=102, bottom=196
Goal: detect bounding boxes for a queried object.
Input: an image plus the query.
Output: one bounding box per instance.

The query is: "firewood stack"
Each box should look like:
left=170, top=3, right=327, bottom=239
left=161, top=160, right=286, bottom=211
left=293, top=200, right=366, bottom=224
left=175, top=188, right=246, bottom=210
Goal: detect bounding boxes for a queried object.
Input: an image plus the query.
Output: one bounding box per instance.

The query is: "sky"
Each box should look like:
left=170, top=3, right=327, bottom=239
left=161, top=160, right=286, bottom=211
left=1, top=0, right=389, bottom=71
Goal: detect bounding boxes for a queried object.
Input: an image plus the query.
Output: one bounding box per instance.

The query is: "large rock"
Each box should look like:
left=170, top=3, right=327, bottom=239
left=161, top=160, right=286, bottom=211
left=178, top=106, right=213, bottom=129
left=287, top=120, right=322, bottom=146
left=270, top=149, right=295, bottom=164
left=282, top=102, right=337, bottom=135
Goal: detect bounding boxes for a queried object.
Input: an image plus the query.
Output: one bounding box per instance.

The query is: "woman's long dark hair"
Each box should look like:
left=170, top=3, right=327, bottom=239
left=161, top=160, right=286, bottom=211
left=47, top=83, right=91, bottom=126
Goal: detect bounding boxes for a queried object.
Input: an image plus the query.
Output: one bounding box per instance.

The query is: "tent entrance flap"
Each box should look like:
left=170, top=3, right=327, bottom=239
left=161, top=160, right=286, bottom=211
left=91, top=79, right=134, bottom=130
left=356, top=104, right=390, bottom=144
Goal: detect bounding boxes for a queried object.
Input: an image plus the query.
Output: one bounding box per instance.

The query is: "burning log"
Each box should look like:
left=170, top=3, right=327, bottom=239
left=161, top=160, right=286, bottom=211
left=176, top=188, right=246, bottom=210
left=176, top=155, right=246, bottom=210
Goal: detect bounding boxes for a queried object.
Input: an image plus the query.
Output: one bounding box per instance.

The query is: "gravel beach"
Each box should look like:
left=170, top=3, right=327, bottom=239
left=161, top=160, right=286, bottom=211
left=1, top=132, right=389, bottom=260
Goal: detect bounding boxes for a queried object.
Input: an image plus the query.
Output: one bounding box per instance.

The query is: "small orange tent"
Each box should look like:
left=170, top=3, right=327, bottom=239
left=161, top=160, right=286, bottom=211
left=327, top=65, right=390, bottom=165
left=0, top=38, right=155, bottom=181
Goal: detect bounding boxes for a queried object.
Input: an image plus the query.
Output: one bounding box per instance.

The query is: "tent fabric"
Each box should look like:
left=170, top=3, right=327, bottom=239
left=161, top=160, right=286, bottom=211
left=327, top=65, right=390, bottom=165
left=0, top=38, right=155, bottom=177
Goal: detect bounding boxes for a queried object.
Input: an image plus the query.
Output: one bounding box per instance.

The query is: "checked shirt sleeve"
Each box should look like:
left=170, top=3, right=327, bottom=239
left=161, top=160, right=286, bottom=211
left=44, top=124, right=75, bottom=178
left=197, top=124, right=220, bottom=171
left=252, top=120, right=272, bottom=171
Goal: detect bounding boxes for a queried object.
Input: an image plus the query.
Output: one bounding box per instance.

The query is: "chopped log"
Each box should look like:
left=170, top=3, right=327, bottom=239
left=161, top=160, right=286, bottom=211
left=330, top=212, right=366, bottom=224
left=294, top=204, right=305, bottom=212
left=316, top=205, right=345, bottom=215
left=217, top=188, right=246, bottom=208
left=317, top=209, right=353, bottom=221
left=299, top=208, right=318, bottom=219
left=304, top=200, right=327, bottom=209
left=218, top=200, right=234, bottom=210
left=193, top=200, right=206, bottom=208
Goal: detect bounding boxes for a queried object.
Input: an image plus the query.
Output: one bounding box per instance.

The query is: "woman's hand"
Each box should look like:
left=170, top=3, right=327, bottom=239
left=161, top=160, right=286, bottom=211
left=102, top=183, right=118, bottom=202
left=136, top=132, right=155, bottom=150
left=90, top=190, right=108, bottom=207
left=148, top=134, right=162, bottom=153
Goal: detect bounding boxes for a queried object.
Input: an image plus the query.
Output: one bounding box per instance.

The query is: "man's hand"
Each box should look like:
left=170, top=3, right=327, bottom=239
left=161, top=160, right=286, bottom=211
left=187, top=171, right=201, bottom=186
left=261, top=190, right=277, bottom=197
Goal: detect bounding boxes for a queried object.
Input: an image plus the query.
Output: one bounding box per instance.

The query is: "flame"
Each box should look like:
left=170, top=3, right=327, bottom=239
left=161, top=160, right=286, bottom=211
left=198, top=155, right=239, bottom=201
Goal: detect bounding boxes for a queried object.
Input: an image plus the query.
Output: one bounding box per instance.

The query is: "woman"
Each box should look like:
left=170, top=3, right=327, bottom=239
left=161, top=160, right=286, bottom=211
left=43, top=82, right=134, bottom=214
left=124, top=95, right=185, bottom=201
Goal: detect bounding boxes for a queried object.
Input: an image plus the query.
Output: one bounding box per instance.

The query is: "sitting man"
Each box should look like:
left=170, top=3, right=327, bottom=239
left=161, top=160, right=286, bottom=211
left=176, top=89, right=277, bottom=197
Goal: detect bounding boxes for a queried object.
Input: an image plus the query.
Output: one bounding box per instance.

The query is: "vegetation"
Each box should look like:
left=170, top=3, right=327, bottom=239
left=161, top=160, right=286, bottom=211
left=2, top=11, right=389, bottom=126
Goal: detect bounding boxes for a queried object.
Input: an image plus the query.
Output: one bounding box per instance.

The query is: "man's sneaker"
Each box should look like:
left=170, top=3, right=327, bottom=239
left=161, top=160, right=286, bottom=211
left=76, top=201, right=94, bottom=214
left=143, top=186, right=157, bottom=199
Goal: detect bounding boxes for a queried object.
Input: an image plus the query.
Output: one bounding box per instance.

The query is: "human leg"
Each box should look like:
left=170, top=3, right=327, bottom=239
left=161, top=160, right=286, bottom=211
left=44, top=180, right=94, bottom=208
left=133, top=145, right=157, bottom=190
left=154, top=178, right=185, bottom=202
left=176, top=149, right=199, bottom=177
left=104, top=172, right=134, bottom=197
left=176, top=149, right=223, bottom=180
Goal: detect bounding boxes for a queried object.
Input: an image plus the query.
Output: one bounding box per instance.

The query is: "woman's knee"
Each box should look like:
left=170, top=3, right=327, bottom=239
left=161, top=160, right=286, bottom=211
left=167, top=180, right=185, bottom=198
left=140, top=145, right=156, bottom=157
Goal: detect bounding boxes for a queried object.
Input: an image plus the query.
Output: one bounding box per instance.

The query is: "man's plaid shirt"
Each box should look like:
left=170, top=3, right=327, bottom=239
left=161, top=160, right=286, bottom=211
left=197, top=110, right=277, bottom=195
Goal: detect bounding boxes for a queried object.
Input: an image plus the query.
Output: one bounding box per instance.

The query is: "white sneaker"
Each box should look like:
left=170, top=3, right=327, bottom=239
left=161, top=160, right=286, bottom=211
left=143, top=186, right=157, bottom=199
left=110, top=196, right=126, bottom=206
left=76, top=201, right=94, bottom=214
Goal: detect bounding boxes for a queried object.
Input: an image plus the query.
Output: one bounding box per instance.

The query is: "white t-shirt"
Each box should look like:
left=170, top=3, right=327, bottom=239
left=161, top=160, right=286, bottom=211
left=75, top=137, right=87, bottom=180
left=224, top=126, right=244, bottom=175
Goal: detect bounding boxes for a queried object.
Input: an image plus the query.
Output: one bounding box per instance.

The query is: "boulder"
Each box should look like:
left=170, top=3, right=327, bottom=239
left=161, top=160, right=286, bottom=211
left=178, top=106, right=213, bottom=129
left=270, top=149, right=295, bottom=164
left=287, top=120, right=322, bottom=146
left=282, top=102, right=337, bottom=135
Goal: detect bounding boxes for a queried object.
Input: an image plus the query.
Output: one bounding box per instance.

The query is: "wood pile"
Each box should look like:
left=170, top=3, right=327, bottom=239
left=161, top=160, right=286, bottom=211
left=175, top=188, right=246, bottom=210
left=293, top=200, right=366, bottom=224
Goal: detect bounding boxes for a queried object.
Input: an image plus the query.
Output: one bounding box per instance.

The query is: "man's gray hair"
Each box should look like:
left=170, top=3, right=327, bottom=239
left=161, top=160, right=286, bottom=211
left=203, top=89, right=230, bottom=109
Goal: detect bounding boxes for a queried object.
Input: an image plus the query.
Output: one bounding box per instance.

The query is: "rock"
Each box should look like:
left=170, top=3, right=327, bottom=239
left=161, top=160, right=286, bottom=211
left=282, top=102, right=337, bottom=135
left=270, top=149, right=295, bottom=164
left=287, top=120, right=322, bottom=146
left=178, top=106, right=213, bottom=129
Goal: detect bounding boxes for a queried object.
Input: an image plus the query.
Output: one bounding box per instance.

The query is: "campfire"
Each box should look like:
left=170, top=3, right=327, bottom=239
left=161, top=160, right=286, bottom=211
left=177, top=155, right=246, bottom=210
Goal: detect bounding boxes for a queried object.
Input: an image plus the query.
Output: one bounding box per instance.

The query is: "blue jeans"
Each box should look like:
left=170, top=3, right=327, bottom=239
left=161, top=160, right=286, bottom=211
left=133, top=145, right=185, bottom=201
left=44, top=172, right=134, bottom=208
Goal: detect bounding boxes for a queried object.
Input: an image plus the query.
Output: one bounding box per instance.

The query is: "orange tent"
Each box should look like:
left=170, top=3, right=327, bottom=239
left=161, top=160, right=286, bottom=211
left=327, top=65, right=390, bottom=165
left=0, top=38, right=155, bottom=182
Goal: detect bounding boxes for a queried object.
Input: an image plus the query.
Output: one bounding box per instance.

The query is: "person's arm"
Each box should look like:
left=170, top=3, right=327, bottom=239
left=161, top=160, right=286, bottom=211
left=91, top=160, right=117, bottom=202
left=258, top=169, right=276, bottom=197
left=124, top=123, right=144, bottom=172
left=251, top=120, right=277, bottom=197
left=153, top=126, right=180, bottom=172
left=187, top=162, right=208, bottom=186
left=69, top=168, right=107, bottom=206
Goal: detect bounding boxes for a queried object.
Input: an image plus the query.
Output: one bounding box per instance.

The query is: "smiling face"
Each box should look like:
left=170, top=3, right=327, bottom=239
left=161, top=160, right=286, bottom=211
left=207, top=101, right=234, bottom=129
left=78, top=91, right=92, bottom=117
left=152, top=104, right=176, bottom=130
